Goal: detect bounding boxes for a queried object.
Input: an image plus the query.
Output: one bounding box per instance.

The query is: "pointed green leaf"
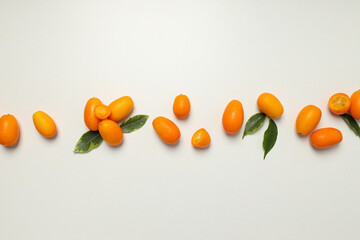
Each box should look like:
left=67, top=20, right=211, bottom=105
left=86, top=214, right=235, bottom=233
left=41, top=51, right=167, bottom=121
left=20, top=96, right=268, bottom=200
left=243, top=113, right=266, bottom=139
left=263, top=119, right=278, bottom=159
left=74, top=131, right=103, bottom=153
left=340, top=113, right=360, bottom=137
left=120, top=115, right=149, bottom=133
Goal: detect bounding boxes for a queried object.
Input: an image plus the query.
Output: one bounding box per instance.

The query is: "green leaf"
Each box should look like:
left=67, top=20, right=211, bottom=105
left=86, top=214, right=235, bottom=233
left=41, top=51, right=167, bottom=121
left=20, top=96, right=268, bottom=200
left=263, top=119, right=278, bottom=159
left=340, top=114, right=360, bottom=137
left=120, top=115, right=149, bottom=133
left=243, top=113, right=266, bottom=139
left=74, top=131, right=103, bottom=153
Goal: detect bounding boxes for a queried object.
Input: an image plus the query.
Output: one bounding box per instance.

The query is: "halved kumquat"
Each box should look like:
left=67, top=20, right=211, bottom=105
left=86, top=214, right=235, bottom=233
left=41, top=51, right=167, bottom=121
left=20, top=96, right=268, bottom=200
left=328, top=93, right=350, bottom=115
left=191, top=128, right=211, bottom=148
left=95, top=104, right=112, bottom=120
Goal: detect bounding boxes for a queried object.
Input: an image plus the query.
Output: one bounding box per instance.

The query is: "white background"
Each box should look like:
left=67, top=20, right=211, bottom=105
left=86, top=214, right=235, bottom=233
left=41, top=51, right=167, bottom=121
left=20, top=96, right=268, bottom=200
left=1, top=0, right=360, bottom=239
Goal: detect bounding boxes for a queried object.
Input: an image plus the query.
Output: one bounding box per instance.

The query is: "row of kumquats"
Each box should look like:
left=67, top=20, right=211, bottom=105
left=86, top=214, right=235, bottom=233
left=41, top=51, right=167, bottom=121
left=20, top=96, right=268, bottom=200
left=152, top=92, right=284, bottom=158
left=1, top=90, right=359, bottom=158
left=296, top=90, right=360, bottom=149
left=0, top=111, right=57, bottom=147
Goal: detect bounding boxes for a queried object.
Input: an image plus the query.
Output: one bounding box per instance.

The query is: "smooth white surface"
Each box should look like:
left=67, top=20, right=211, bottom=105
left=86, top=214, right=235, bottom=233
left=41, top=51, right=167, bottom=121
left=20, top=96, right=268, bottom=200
left=1, top=0, right=360, bottom=239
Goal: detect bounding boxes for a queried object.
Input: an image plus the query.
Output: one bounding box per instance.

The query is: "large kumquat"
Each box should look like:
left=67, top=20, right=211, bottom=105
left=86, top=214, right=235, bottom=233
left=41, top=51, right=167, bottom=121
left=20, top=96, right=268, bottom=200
left=350, top=90, right=360, bottom=119
left=98, top=119, right=123, bottom=146
left=296, top=105, right=321, bottom=135
left=0, top=114, right=19, bottom=147
left=257, top=93, right=284, bottom=118
left=173, top=94, right=191, bottom=119
left=84, top=97, right=102, bottom=131
left=222, top=100, right=244, bottom=134
left=152, top=116, right=181, bottom=144
left=108, top=96, right=134, bottom=122
left=310, top=128, right=342, bottom=149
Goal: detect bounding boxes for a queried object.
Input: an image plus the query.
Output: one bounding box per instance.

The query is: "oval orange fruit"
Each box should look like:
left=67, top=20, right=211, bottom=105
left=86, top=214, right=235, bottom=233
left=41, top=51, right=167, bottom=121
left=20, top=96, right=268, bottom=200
left=350, top=90, right=360, bottom=119
left=296, top=105, right=322, bottom=135
left=98, top=119, right=123, bottom=146
left=310, top=128, right=342, bottom=149
left=108, top=96, right=134, bottom=122
left=257, top=93, right=284, bottom=118
left=152, top=116, right=181, bottom=144
left=173, top=94, right=191, bottom=119
left=328, top=93, right=351, bottom=115
left=222, top=100, right=244, bottom=134
left=0, top=114, right=20, bottom=147
left=33, top=111, right=57, bottom=138
left=191, top=128, right=211, bottom=148
left=84, top=97, right=102, bottom=131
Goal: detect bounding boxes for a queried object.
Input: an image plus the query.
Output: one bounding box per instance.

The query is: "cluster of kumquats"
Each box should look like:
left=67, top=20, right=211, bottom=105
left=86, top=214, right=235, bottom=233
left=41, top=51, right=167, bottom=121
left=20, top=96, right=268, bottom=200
left=0, top=90, right=359, bottom=156
left=153, top=94, right=209, bottom=148
left=296, top=90, right=360, bottom=149
left=152, top=94, right=210, bottom=148
left=83, top=96, right=134, bottom=146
